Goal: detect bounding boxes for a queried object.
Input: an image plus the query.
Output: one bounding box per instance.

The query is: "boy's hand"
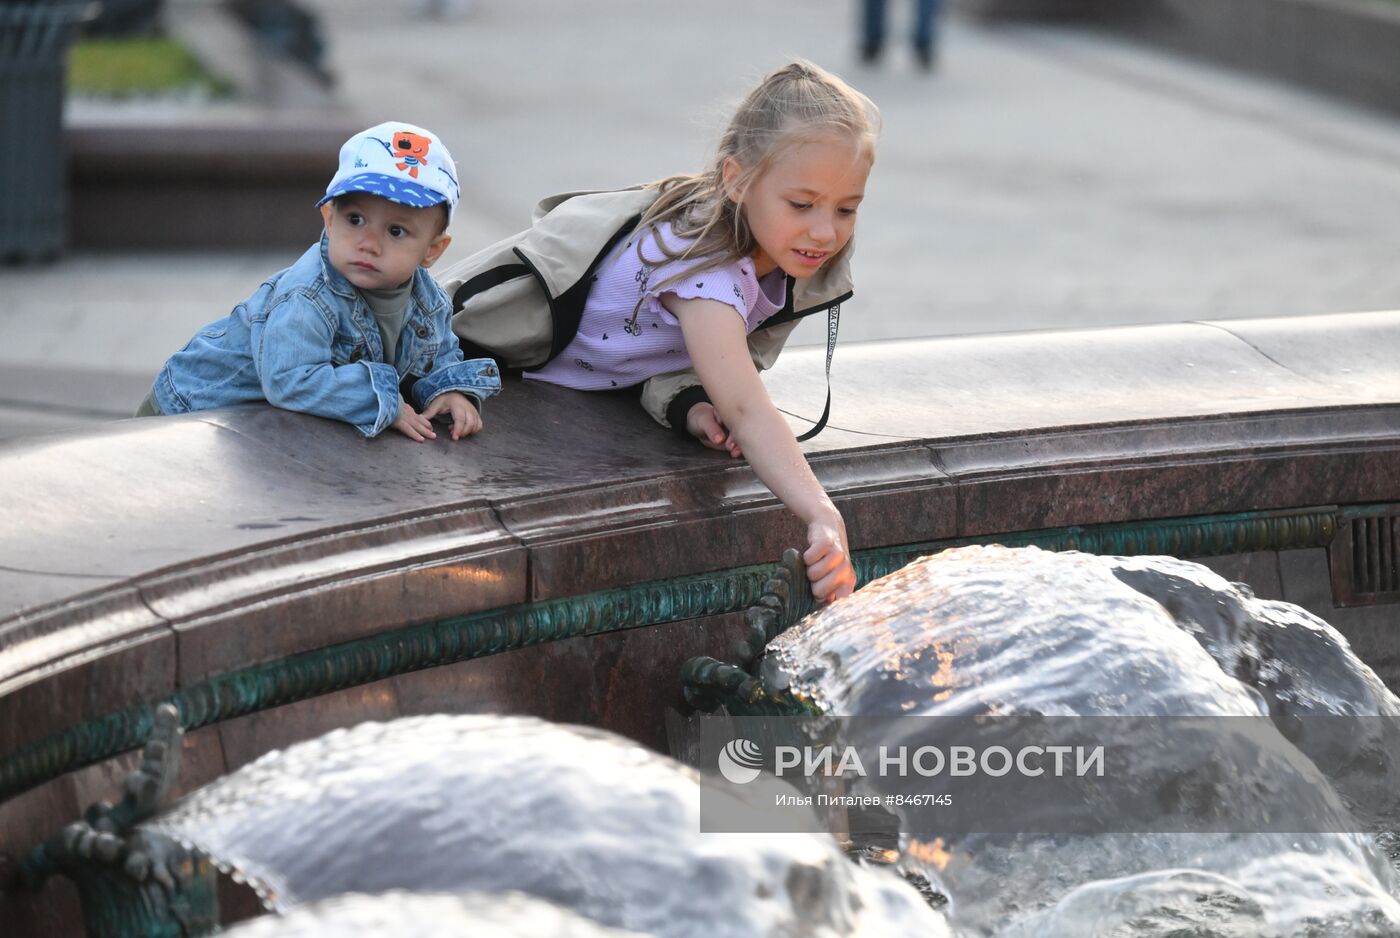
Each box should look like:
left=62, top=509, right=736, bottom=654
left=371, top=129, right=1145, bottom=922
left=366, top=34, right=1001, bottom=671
left=686, top=401, right=742, bottom=458
left=423, top=391, right=482, bottom=440
left=804, top=516, right=857, bottom=604
left=392, top=401, right=437, bottom=442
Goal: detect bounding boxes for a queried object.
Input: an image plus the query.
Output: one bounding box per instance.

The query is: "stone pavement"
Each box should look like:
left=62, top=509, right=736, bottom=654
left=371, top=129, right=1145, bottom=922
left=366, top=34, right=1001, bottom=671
left=2, top=0, right=1400, bottom=439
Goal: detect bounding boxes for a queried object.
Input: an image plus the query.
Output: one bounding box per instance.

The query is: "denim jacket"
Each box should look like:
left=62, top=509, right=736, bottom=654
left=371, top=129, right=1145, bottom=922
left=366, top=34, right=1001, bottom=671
left=154, top=236, right=502, bottom=437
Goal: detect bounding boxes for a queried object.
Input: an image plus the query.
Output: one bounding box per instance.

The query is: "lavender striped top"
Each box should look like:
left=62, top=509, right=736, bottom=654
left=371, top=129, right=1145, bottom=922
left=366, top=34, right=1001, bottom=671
left=525, top=222, right=786, bottom=391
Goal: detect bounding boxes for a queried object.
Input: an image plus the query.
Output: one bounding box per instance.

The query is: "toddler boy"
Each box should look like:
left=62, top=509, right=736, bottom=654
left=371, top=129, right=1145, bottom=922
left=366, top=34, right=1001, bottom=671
left=141, top=121, right=501, bottom=440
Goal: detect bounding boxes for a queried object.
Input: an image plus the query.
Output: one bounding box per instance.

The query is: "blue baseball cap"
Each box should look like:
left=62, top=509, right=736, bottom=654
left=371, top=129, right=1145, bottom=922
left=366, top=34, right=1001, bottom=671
left=319, top=121, right=460, bottom=222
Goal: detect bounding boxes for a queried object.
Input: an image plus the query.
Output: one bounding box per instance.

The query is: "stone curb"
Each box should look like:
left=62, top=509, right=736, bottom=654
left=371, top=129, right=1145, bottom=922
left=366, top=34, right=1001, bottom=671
left=956, top=0, right=1400, bottom=119
left=66, top=116, right=358, bottom=249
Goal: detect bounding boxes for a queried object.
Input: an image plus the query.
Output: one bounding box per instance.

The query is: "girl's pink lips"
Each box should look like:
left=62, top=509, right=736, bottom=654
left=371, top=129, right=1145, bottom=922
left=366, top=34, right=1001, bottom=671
left=792, top=248, right=828, bottom=268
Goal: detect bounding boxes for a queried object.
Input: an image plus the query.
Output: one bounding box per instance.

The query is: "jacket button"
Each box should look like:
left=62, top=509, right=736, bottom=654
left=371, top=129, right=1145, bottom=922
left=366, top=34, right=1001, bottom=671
left=425, top=359, right=434, bottom=372
left=416, top=326, right=429, bottom=338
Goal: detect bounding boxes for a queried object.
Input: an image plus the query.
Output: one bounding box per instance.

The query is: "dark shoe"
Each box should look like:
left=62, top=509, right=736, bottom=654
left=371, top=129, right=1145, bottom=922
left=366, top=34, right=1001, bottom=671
left=860, top=42, right=883, bottom=65
left=915, top=43, right=936, bottom=71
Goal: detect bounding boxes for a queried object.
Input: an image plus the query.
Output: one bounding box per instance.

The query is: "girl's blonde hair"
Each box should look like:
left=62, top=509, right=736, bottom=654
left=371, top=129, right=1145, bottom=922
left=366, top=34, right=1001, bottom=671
left=635, top=59, right=881, bottom=287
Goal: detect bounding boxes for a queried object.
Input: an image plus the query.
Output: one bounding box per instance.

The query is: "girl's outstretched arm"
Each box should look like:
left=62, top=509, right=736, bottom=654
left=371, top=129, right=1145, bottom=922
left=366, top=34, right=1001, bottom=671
left=667, top=295, right=857, bottom=603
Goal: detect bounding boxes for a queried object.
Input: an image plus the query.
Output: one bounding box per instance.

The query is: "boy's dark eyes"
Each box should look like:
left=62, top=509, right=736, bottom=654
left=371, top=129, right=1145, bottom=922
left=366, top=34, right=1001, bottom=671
left=346, top=212, right=365, bottom=225
left=388, top=225, right=407, bottom=237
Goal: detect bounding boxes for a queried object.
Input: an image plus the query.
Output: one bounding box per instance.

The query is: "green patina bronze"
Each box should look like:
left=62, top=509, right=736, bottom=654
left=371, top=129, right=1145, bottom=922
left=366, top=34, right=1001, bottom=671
left=0, top=505, right=1340, bottom=806
left=855, top=506, right=1338, bottom=585
left=58, top=859, right=217, bottom=938
left=680, top=655, right=820, bottom=718
left=21, top=705, right=220, bottom=938
left=0, top=558, right=785, bottom=804
left=682, top=548, right=821, bottom=718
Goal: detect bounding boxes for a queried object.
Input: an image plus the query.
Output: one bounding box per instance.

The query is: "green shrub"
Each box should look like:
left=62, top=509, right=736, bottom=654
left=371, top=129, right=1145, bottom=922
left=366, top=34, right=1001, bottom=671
left=67, top=36, right=228, bottom=98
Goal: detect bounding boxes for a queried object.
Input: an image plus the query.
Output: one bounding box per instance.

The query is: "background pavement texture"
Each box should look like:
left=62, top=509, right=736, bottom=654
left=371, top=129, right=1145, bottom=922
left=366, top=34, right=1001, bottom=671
left=2, top=0, right=1399, bottom=439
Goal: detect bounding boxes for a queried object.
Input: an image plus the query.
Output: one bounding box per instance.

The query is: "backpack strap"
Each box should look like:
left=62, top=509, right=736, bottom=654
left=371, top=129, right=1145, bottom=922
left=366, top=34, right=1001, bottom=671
left=451, top=263, right=534, bottom=370
left=794, top=301, right=839, bottom=443
left=540, top=214, right=643, bottom=362
left=451, top=263, right=531, bottom=310
left=664, top=300, right=841, bottom=443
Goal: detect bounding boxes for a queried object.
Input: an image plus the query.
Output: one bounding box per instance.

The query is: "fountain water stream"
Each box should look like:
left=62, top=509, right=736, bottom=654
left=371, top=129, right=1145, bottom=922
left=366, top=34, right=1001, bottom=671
left=217, top=890, right=652, bottom=938
left=143, top=713, right=950, bottom=937
left=751, top=545, right=1400, bottom=936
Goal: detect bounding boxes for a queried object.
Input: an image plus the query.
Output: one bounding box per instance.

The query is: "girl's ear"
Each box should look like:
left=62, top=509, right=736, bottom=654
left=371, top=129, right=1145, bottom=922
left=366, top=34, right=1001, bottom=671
left=721, top=157, right=745, bottom=204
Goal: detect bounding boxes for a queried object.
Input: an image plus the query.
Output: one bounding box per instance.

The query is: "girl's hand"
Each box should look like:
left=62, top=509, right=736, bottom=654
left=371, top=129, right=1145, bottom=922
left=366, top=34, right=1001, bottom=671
left=804, top=515, right=857, bottom=604
left=685, top=401, right=742, bottom=458
left=423, top=391, right=482, bottom=440
left=666, top=295, right=852, bottom=601
left=391, top=401, right=436, bottom=442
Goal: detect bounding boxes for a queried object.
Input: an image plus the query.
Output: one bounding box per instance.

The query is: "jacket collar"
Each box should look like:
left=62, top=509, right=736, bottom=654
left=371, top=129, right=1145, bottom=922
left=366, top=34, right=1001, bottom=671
left=319, top=233, right=360, bottom=302
left=317, top=233, right=447, bottom=320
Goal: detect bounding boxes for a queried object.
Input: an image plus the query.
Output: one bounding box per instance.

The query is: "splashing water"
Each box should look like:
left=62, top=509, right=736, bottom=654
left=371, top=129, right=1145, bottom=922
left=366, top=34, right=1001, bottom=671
left=758, top=545, right=1400, bottom=936
left=145, top=714, right=949, bottom=938
left=218, top=890, right=649, bottom=938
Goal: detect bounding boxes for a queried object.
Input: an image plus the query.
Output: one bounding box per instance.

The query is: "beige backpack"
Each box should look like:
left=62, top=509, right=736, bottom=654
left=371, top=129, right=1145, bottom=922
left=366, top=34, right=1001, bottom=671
left=437, top=187, right=851, bottom=438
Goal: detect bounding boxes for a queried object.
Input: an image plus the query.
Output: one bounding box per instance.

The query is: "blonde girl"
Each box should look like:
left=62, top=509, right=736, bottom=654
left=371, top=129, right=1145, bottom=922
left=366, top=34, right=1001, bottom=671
left=498, top=61, right=878, bottom=603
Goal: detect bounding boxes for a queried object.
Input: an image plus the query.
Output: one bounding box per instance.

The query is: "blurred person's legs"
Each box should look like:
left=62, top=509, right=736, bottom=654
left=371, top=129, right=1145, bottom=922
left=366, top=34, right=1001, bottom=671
left=860, top=0, right=887, bottom=63
left=420, top=0, right=473, bottom=19
left=913, top=0, right=940, bottom=69
left=861, top=0, right=939, bottom=69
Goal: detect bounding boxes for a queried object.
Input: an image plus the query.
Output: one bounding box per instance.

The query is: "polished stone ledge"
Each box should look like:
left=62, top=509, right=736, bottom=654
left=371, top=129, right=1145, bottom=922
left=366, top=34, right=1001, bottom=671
left=1, top=311, right=1397, bottom=758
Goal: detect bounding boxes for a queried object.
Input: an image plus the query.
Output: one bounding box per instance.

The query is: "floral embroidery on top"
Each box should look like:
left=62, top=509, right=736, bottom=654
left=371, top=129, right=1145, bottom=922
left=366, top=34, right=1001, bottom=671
left=524, top=221, right=784, bottom=393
